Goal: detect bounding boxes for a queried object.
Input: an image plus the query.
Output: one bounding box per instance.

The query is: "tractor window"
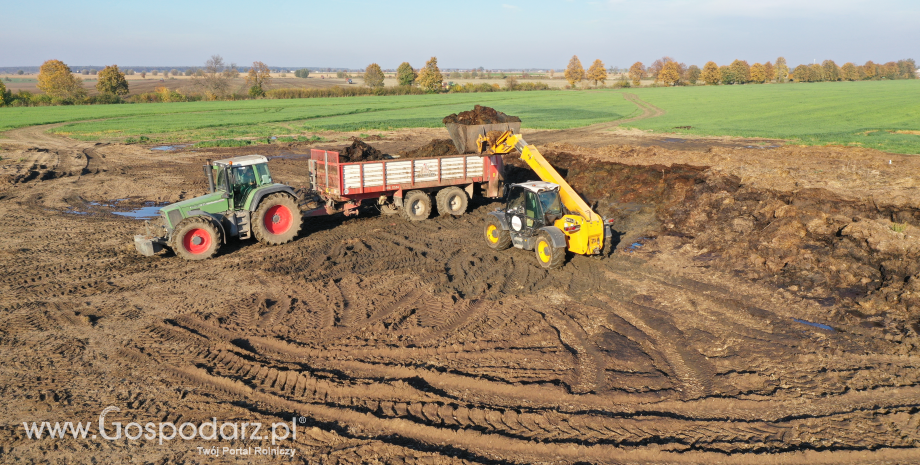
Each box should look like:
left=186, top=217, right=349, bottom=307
left=525, top=192, right=540, bottom=219
left=253, top=163, right=272, bottom=185
left=231, top=165, right=256, bottom=206
left=507, top=187, right=526, bottom=214
left=215, top=167, right=228, bottom=192
left=538, top=190, right=563, bottom=217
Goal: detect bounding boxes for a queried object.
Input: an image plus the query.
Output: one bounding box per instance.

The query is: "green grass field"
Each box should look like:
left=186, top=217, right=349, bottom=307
left=0, top=92, right=640, bottom=144
left=623, top=80, right=920, bottom=154
left=1, top=80, right=918, bottom=153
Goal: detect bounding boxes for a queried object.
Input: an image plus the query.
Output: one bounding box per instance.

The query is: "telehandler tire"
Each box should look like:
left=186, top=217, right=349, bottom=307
left=437, top=187, right=468, bottom=216
left=534, top=231, right=565, bottom=269
left=401, top=190, right=432, bottom=221
left=484, top=216, right=512, bottom=250
left=172, top=216, right=222, bottom=261
left=253, top=193, right=302, bottom=246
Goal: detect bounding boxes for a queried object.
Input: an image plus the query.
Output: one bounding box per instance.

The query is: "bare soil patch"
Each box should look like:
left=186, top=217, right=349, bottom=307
left=1, top=123, right=919, bottom=464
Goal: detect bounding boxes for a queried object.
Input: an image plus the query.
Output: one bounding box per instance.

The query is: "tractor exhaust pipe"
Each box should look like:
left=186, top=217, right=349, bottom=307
left=204, top=163, right=215, bottom=193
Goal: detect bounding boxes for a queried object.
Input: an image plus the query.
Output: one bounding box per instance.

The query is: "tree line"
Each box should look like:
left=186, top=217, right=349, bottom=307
left=607, top=56, right=917, bottom=87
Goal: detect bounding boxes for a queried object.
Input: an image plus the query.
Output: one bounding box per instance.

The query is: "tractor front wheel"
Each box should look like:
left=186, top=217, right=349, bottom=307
left=253, top=193, right=302, bottom=245
left=172, top=217, right=222, bottom=260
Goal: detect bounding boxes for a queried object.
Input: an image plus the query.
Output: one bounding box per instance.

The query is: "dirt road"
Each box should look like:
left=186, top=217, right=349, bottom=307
left=1, top=123, right=919, bottom=464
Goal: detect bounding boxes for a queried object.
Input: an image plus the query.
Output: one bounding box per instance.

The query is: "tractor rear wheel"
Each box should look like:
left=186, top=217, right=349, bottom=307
left=436, top=187, right=468, bottom=216
left=253, top=193, right=302, bottom=245
left=172, top=216, right=222, bottom=261
left=484, top=216, right=511, bottom=250
left=534, top=232, right=565, bottom=269
left=401, top=190, right=431, bottom=221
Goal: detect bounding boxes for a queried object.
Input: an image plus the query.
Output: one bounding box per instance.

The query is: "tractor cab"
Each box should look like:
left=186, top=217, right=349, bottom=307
left=211, top=155, right=275, bottom=209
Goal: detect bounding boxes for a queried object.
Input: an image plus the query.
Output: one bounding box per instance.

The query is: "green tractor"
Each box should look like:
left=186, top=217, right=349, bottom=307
left=135, top=155, right=302, bottom=260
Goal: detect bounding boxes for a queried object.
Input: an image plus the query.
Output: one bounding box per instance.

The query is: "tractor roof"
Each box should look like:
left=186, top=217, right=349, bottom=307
left=212, top=155, right=268, bottom=167
left=515, top=181, right=559, bottom=193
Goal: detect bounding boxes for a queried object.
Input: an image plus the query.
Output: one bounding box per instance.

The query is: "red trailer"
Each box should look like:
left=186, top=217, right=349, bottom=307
left=305, top=149, right=504, bottom=220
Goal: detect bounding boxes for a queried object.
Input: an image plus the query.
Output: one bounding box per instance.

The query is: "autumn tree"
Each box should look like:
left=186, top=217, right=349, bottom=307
left=792, top=64, right=810, bottom=82
left=0, top=80, right=8, bottom=106
left=729, top=60, right=750, bottom=84
left=649, top=56, right=676, bottom=81
left=775, top=57, right=789, bottom=83
left=840, top=62, right=858, bottom=81
left=764, top=62, right=775, bottom=82
left=879, top=61, right=899, bottom=80
left=363, top=63, right=385, bottom=88
left=749, top=63, right=766, bottom=83
left=808, top=64, right=825, bottom=82
left=822, top=60, right=840, bottom=81
left=396, top=62, right=416, bottom=86
left=586, top=59, right=607, bottom=86
left=564, top=55, right=585, bottom=87
left=897, top=59, right=917, bottom=79
left=701, top=61, right=720, bottom=85
left=96, top=65, right=129, bottom=96
left=246, top=61, right=272, bottom=97
left=547, top=69, right=554, bottom=79
left=657, top=61, right=681, bottom=86
left=863, top=60, right=877, bottom=79
left=686, top=65, right=701, bottom=84
left=416, top=57, right=443, bottom=92
left=719, top=66, right=734, bottom=85
left=628, top=62, right=644, bottom=86
left=294, top=69, right=310, bottom=78
left=191, top=55, right=238, bottom=99
left=37, top=59, right=85, bottom=100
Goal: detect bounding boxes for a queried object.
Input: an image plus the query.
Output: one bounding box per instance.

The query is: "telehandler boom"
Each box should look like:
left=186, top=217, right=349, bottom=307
left=478, top=130, right=612, bottom=268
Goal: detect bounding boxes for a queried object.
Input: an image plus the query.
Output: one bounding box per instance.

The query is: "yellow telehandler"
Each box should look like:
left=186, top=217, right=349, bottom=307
left=477, top=130, right=613, bottom=269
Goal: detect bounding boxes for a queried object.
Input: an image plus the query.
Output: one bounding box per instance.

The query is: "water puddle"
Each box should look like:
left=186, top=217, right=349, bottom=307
left=150, top=144, right=191, bottom=151
left=63, top=199, right=167, bottom=220
left=792, top=318, right=836, bottom=332
left=661, top=138, right=687, bottom=143
left=113, top=202, right=165, bottom=219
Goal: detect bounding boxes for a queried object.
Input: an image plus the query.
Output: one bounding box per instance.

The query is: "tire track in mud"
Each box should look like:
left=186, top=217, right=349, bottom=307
left=4, top=134, right=920, bottom=463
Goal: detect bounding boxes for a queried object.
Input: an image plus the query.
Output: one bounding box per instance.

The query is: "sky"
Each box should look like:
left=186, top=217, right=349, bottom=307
left=2, top=0, right=918, bottom=70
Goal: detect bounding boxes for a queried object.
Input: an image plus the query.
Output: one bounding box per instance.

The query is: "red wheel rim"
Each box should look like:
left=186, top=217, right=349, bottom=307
left=264, top=205, right=292, bottom=235
left=182, top=228, right=211, bottom=254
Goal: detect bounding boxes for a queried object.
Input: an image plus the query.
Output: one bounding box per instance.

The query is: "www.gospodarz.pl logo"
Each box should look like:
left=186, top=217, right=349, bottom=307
left=22, top=406, right=299, bottom=446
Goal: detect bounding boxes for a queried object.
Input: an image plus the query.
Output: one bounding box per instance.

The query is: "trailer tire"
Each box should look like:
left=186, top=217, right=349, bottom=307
left=535, top=231, right=565, bottom=269
left=401, top=190, right=431, bottom=221
left=253, top=193, right=302, bottom=245
left=437, top=186, right=468, bottom=216
left=172, top=216, right=222, bottom=261
left=484, top=215, right=512, bottom=250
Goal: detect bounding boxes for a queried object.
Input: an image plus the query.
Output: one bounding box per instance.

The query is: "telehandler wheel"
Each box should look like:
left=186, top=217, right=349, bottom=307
left=253, top=193, right=302, bottom=246
left=484, top=216, right=512, bottom=250
left=401, top=190, right=432, bottom=221
left=534, top=232, right=565, bottom=269
left=437, top=187, right=468, bottom=216
left=172, top=216, right=222, bottom=261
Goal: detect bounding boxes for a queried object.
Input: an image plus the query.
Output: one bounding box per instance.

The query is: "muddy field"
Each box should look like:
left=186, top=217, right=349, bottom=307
left=1, top=123, right=919, bottom=464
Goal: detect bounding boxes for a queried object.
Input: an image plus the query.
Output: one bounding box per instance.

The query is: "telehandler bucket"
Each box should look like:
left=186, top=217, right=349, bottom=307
left=445, top=122, right=521, bottom=154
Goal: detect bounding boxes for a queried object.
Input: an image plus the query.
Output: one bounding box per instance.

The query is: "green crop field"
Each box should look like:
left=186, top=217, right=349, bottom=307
left=0, top=92, right=640, bottom=144
left=1, top=80, right=918, bottom=153
left=622, top=80, right=920, bottom=154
